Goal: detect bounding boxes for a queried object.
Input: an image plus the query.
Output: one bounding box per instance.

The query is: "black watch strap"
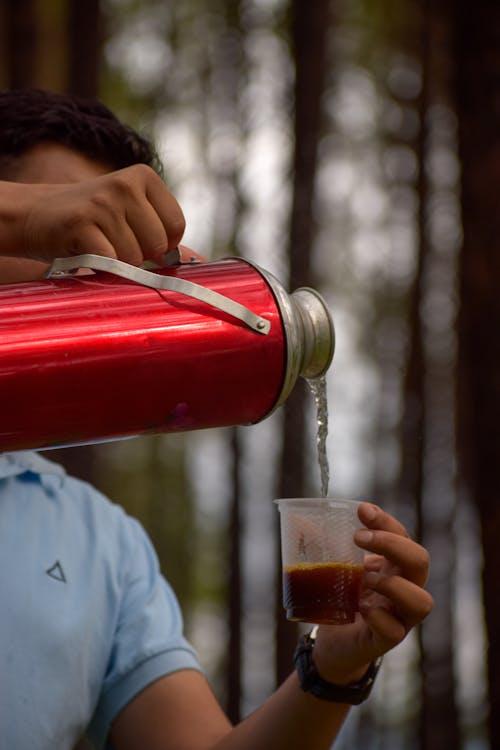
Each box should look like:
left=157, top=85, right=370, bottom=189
left=293, top=628, right=383, bottom=705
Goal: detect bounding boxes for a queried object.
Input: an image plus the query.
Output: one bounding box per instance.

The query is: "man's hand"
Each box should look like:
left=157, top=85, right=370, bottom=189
left=313, top=503, right=433, bottom=685
left=3, top=164, right=185, bottom=266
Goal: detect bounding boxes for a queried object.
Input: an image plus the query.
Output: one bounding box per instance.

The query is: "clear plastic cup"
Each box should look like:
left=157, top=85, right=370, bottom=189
left=275, top=498, right=365, bottom=624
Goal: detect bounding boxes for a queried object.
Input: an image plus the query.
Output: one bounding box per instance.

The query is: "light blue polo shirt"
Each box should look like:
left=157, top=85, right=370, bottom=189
left=0, top=451, right=201, bottom=749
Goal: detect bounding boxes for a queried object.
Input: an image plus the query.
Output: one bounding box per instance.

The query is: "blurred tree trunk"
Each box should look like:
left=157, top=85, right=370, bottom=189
left=275, top=0, right=331, bottom=685
left=456, top=1, right=500, bottom=745
left=397, top=0, right=428, bottom=739
left=67, top=0, right=102, bottom=97
left=228, top=427, right=243, bottom=722
left=411, top=2, right=460, bottom=748
left=3, top=0, right=37, bottom=87
left=201, top=1, right=246, bottom=721
left=1, top=0, right=102, bottom=94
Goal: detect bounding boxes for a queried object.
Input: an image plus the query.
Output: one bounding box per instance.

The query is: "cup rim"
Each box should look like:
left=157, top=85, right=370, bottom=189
left=274, top=497, right=362, bottom=510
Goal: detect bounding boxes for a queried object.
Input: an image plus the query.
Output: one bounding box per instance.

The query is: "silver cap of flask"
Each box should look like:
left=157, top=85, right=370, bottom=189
left=291, top=287, right=335, bottom=379
left=255, top=268, right=335, bottom=412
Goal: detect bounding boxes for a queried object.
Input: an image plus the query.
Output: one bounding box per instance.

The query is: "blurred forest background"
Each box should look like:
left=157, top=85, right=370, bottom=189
left=1, top=0, right=499, bottom=748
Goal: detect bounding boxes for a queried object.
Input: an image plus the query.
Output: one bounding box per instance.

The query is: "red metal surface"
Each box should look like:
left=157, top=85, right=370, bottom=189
left=0, top=259, right=286, bottom=451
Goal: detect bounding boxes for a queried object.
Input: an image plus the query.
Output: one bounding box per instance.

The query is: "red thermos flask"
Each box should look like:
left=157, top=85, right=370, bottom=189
left=0, top=254, right=334, bottom=452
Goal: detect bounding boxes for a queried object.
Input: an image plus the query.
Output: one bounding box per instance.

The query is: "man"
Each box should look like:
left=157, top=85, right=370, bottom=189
left=0, top=89, right=433, bottom=749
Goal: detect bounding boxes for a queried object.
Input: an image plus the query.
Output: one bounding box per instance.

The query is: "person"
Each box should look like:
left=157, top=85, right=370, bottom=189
left=0, top=89, right=433, bottom=750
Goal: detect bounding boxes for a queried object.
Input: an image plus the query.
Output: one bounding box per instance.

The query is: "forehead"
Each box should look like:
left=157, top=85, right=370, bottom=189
left=13, top=142, right=113, bottom=184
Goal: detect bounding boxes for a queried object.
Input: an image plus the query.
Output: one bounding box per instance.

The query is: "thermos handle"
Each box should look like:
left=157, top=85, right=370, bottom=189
left=46, top=254, right=271, bottom=335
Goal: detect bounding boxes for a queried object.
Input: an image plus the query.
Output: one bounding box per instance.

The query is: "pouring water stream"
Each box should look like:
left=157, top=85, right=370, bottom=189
left=307, top=374, right=330, bottom=498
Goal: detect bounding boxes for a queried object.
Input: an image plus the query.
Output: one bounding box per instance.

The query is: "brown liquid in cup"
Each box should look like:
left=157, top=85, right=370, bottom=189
left=283, top=562, right=363, bottom=624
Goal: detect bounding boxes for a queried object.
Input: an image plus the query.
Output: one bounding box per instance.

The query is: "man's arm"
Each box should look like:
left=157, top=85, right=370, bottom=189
left=108, top=504, right=433, bottom=750
left=0, top=164, right=185, bottom=266
left=108, top=668, right=349, bottom=750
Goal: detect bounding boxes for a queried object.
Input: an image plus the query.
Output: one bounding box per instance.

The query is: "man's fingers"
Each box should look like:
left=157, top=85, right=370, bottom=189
left=143, top=169, right=186, bottom=255
left=121, top=200, right=169, bottom=261
left=46, top=165, right=185, bottom=265
left=72, top=217, right=147, bottom=266
left=355, top=503, right=429, bottom=587
left=358, top=502, right=409, bottom=537
left=362, top=572, right=434, bottom=630
left=94, top=165, right=184, bottom=262
left=360, top=607, right=408, bottom=651
left=355, top=527, right=430, bottom=587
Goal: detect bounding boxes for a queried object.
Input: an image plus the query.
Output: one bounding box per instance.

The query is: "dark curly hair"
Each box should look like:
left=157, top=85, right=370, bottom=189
left=0, top=88, right=162, bottom=179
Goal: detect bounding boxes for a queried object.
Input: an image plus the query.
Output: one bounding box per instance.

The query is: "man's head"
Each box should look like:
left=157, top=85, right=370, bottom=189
left=0, top=89, right=167, bottom=282
left=0, top=88, right=161, bottom=180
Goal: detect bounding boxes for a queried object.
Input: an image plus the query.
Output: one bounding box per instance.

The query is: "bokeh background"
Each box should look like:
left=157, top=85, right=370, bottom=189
left=1, top=1, right=497, bottom=748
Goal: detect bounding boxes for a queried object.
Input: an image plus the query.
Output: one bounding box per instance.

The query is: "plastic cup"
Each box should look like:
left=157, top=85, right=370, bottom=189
left=275, top=498, right=365, bottom=625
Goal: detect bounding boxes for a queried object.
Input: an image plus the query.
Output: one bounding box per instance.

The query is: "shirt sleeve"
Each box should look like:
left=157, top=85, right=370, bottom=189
left=86, top=515, right=202, bottom=749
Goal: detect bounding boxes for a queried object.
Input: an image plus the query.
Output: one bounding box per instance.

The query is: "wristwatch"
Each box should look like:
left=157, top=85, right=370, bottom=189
left=293, top=627, right=383, bottom=705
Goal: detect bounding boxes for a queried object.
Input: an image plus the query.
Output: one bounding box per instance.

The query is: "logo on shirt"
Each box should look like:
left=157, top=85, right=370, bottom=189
left=46, top=560, right=67, bottom=583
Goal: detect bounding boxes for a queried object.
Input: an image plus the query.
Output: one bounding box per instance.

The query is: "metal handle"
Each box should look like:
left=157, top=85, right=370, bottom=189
left=46, top=254, right=271, bottom=335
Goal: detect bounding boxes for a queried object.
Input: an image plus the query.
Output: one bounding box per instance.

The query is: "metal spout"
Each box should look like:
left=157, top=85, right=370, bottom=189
left=252, top=263, right=335, bottom=413
left=291, top=287, right=335, bottom=379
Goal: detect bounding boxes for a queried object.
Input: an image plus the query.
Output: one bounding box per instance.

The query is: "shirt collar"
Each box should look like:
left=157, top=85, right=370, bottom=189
left=0, top=451, right=66, bottom=479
